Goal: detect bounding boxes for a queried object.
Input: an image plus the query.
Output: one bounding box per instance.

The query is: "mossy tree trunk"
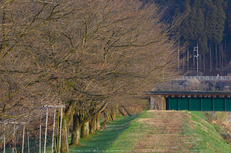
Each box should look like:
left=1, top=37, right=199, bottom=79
left=110, top=107, right=116, bottom=121
left=81, top=121, right=89, bottom=139
left=116, top=103, right=119, bottom=116
left=60, top=100, right=76, bottom=153
left=96, top=115, right=100, bottom=131
left=61, top=118, right=68, bottom=153
left=121, top=106, right=131, bottom=116
left=90, top=117, right=97, bottom=134
left=71, top=101, right=108, bottom=146
left=101, top=110, right=111, bottom=128
left=71, top=113, right=81, bottom=146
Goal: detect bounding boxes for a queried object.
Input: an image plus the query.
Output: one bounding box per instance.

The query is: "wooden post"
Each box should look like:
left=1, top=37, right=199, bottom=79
left=22, top=125, right=25, bottom=153
left=39, top=116, right=42, bottom=153
left=44, top=107, right=49, bottom=153
left=27, top=131, right=30, bottom=153
left=59, top=108, right=63, bottom=153
left=51, top=108, right=56, bottom=153
left=12, top=124, right=15, bottom=153
left=3, top=125, right=5, bottom=153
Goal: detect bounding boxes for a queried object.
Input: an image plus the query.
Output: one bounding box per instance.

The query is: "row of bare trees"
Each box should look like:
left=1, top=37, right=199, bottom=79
left=0, top=0, right=180, bottom=152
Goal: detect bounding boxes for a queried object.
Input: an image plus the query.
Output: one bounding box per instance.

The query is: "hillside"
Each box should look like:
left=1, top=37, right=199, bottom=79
left=142, top=0, right=231, bottom=75
left=70, top=111, right=231, bottom=152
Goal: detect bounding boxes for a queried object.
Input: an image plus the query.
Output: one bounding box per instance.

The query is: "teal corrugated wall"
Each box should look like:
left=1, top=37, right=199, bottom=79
left=167, top=97, right=231, bottom=111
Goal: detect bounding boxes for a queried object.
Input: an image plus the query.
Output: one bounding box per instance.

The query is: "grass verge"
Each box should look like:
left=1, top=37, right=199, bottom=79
left=185, top=111, right=231, bottom=152
left=50, top=111, right=231, bottom=152
left=70, top=114, right=139, bottom=152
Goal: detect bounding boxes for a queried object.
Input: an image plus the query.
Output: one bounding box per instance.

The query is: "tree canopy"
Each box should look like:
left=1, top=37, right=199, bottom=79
left=0, top=0, right=180, bottom=152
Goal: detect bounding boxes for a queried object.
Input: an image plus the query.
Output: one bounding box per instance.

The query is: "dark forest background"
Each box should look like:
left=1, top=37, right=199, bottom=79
left=142, top=0, right=231, bottom=76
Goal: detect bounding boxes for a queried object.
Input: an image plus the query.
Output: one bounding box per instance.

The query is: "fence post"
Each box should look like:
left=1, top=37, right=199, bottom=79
left=27, top=130, right=30, bottom=153
left=3, top=124, right=5, bottom=153
left=44, top=107, right=49, bottom=153
left=59, top=108, right=63, bottom=153
left=12, top=124, right=15, bottom=153
left=51, top=108, right=56, bottom=153
left=22, top=124, right=25, bottom=153
left=39, top=116, right=42, bottom=153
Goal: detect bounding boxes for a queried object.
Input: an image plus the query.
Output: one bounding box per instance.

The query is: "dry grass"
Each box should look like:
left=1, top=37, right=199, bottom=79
left=132, top=111, right=194, bottom=152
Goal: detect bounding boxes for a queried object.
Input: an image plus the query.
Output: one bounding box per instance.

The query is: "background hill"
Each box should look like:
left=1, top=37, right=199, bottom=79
left=142, top=0, right=231, bottom=76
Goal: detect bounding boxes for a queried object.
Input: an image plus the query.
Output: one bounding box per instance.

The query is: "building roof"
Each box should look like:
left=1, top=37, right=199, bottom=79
left=147, top=91, right=231, bottom=97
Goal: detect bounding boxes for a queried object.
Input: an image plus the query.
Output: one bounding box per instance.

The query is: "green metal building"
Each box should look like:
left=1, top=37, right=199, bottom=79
left=148, top=91, right=231, bottom=111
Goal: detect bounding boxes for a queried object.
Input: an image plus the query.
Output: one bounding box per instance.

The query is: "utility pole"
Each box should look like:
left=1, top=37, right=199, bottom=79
left=194, top=44, right=199, bottom=76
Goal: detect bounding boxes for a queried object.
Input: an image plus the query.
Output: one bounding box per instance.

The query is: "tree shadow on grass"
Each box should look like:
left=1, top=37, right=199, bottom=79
left=69, top=114, right=138, bottom=152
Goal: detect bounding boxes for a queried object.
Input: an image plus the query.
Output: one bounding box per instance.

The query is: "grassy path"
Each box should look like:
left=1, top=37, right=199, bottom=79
left=70, top=115, right=138, bottom=152
left=69, top=111, right=231, bottom=153
left=5, top=111, right=231, bottom=152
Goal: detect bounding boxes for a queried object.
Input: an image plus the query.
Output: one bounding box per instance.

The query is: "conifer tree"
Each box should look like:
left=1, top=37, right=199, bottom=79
left=227, top=9, right=231, bottom=33
left=205, top=4, right=218, bottom=43
left=179, top=0, right=191, bottom=40
left=188, top=7, right=198, bottom=40
left=192, top=0, right=202, bottom=8
left=215, top=5, right=226, bottom=43
left=214, top=0, right=224, bottom=6
left=196, top=9, right=208, bottom=53
left=202, top=0, right=213, bottom=7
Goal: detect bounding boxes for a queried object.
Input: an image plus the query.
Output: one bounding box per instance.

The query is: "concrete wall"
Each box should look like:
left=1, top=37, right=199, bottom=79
left=150, top=95, right=166, bottom=110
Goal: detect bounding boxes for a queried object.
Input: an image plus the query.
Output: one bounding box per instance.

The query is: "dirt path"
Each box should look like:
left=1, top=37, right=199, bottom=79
left=132, top=110, right=193, bottom=152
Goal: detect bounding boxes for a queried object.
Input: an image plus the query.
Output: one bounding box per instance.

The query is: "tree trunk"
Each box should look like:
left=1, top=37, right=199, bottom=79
left=110, top=108, right=116, bottom=121
left=118, top=107, right=126, bottom=116
left=187, top=48, right=189, bottom=71
left=221, top=43, right=224, bottom=68
left=61, top=118, right=68, bottom=153
left=219, top=43, right=221, bottom=69
left=90, top=117, right=97, bottom=134
left=203, top=52, right=205, bottom=70
left=121, top=106, right=131, bottom=116
left=199, top=52, right=202, bottom=71
left=101, top=120, right=108, bottom=129
left=81, top=121, right=89, bottom=139
left=101, top=111, right=110, bottom=129
left=224, top=36, right=226, bottom=66
left=96, top=115, right=101, bottom=131
left=105, top=111, right=111, bottom=121
left=178, top=45, right=179, bottom=71
left=216, top=43, right=218, bottom=69
left=60, top=100, right=76, bottom=152
left=182, top=52, right=185, bottom=70
left=71, top=101, right=108, bottom=145
left=210, top=43, right=212, bottom=71
left=193, top=49, right=195, bottom=70
left=70, top=114, right=81, bottom=146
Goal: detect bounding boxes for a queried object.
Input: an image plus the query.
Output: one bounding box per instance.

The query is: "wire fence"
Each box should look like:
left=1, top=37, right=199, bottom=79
left=175, top=76, right=231, bottom=81
left=0, top=105, right=66, bottom=153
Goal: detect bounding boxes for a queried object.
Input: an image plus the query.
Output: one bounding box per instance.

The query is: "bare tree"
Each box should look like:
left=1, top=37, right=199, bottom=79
left=0, top=0, right=181, bottom=152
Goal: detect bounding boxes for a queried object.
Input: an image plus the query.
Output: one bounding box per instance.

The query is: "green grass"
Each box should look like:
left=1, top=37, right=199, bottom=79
left=3, top=137, right=44, bottom=153
left=184, top=111, right=231, bottom=153
left=11, top=111, right=230, bottom=152
left=69, top=111, right=231, bottom=152
left=106, top=111, right=155, bottom=151
left=70, top=114, right=139, bottom=152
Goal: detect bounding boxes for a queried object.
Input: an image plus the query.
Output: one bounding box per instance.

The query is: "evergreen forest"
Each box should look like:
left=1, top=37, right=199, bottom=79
left=143, top=0, right=231, bottom=75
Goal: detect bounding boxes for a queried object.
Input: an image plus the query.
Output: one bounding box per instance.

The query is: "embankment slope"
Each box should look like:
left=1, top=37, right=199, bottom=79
left=71, top=110, right=231, bottom=152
